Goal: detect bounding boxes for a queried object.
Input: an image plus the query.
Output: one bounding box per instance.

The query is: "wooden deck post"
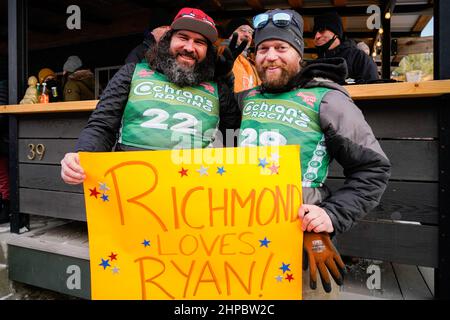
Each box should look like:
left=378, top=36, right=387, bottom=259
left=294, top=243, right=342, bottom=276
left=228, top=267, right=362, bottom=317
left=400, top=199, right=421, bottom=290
left=435, top=0, right=450, bottom=300
left=8, top=0, right=29, bottom=233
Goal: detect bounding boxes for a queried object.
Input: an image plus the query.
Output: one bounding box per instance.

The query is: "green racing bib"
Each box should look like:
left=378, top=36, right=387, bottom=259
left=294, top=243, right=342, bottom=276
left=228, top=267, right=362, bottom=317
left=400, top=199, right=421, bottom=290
left=239, top=87, right=331, bottom=187
left=118, top=62, right=220, bottom=150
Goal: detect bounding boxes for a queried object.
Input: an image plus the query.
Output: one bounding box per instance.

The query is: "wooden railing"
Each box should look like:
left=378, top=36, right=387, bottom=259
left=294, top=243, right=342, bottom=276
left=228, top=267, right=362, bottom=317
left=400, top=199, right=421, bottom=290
left=1, top=80, right=450, bottom=113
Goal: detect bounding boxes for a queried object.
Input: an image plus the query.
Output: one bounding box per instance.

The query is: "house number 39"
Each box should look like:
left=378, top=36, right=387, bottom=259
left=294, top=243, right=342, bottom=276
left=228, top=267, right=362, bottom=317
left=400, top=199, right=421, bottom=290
left=27, top=143, right=46, bottom=160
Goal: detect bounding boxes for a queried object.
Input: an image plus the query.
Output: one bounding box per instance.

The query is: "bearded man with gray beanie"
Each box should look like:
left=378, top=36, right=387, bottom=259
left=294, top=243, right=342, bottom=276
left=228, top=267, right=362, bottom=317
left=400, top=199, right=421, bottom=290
left=234, top=8, right=391, bottom=298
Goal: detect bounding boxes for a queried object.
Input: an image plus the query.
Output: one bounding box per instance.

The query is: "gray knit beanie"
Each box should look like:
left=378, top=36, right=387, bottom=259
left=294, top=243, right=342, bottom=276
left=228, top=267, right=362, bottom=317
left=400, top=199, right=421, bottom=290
left=254, top=9, right=304, bottom=57
left=63, top=56, right=83, bottom=73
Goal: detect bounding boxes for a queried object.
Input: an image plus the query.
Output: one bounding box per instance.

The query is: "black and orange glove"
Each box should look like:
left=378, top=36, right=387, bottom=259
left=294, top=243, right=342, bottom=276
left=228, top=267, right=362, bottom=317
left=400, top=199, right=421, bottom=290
left=303, top=232, right=346, bottom=293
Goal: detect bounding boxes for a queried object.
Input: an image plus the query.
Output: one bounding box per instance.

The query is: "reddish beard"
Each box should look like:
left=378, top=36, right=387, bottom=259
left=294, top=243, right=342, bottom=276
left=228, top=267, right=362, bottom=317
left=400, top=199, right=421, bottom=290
left=257, top=63, right=297, bottom=89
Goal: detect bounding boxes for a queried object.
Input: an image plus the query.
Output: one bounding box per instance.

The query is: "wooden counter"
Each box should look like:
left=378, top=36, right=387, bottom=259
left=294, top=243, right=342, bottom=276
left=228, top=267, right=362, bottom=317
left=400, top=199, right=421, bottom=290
left=1, top=80, right=450, bottom=113
left=345, top=79, right=450, bottom=100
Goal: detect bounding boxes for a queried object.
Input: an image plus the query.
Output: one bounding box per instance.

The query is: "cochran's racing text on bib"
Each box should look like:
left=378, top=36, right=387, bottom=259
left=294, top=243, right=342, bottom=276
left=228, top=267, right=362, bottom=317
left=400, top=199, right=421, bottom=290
left=119, top=63, right=220, bottom=150
left=239, top=87, right=331, bottom=188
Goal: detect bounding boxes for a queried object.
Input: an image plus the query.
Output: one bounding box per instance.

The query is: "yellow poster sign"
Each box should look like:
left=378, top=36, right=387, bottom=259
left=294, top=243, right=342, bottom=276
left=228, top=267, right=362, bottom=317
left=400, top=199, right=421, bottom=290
left=80, top=146, right=303, bottom=300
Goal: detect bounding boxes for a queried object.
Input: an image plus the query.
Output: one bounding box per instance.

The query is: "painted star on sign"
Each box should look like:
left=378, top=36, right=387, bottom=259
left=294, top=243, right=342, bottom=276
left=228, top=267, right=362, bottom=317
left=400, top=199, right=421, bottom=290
left=99, top=258, right=110, bottom=270
left=259, top=237, right=271, bottom=248
left=217, top=166, right=226, bottom=175
left=271, top=152, right=281, bottom=162
left=275, top=275, right=283, bottom=282
left=142, top=239, right=151, bottom=247
left=279, top=262, right=291, bottom=273
left=258, top=158, right=268, bottom=168
left=109, top=252, right=118, bottom=261
left=179, top=167, right=188, bottom=177
left=285, top=274, right=294, bottom=282
left=197, top=166, right=209, bottom=176
left=89, top=187, right=100, bottom=199
left=99, top=182, right=110, bottom=192
left=101, top=194, right=109, bottom=202
left=269, top=163, right=279, bottom=175
left=112, top=266, right=120, bottom=275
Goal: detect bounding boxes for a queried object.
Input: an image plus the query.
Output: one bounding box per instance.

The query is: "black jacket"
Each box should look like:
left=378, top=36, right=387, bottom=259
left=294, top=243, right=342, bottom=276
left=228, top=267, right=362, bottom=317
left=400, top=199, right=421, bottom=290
left=236, top=58, right=391, bottom=235
left=125, top=35, right=155, bottom=64
left=318, top=39, right=379, bottom=83
left=75, top=63, right=238, bottom=152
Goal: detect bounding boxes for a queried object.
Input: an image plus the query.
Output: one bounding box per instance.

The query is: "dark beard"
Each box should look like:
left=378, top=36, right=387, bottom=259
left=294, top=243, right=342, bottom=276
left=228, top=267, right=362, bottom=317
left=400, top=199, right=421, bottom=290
left=146, top=30, right=216, bottom=87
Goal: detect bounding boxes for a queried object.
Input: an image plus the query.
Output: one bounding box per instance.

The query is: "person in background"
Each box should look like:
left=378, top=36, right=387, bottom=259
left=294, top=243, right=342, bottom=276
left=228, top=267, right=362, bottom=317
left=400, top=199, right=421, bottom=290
left=62, top=56, right=95, bottom=101
left=313, top=12, right=378, bottom=83
left=220, top=18, right=260, bottom=92
left=38, top=68, right=60, bottom=102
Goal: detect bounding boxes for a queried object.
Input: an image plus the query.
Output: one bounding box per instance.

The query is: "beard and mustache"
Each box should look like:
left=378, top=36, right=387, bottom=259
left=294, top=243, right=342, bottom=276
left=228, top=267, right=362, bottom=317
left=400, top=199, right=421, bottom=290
left=146, top=30, right=216, bottom=87
left=146, top=30, right=303, bottom=92
left=257, top=61, right=301, bottom=92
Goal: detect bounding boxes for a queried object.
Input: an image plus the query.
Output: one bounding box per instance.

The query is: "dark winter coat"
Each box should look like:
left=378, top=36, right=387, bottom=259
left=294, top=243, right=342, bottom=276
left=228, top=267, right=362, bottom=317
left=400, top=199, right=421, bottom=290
left=317, top=39, right=379, bottom=83
left=236, top=58, right=391, bottom=235
left=125, top=35, right=155, bottom=64
left=63, top=70, right=95, bottom=102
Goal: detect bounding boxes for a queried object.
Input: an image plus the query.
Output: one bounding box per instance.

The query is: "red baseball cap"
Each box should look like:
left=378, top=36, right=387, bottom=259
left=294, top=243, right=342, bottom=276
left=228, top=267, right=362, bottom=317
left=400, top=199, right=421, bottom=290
left=171, top=7, right=218, bottom=43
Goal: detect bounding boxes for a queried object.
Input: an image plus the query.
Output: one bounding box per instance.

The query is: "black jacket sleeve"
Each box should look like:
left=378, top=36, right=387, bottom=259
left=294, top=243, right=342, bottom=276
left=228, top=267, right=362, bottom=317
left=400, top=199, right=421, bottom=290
left=125, top=36, right=155, bottom=64
left=352, top=49, right=379, bottom=83
left=75, top=63, right=136, bottom=152
left=125, top=43, right=147, bottom=65
left=217, top=76, right=241, bottom=147
left=319, top=89, right=391, bottom=235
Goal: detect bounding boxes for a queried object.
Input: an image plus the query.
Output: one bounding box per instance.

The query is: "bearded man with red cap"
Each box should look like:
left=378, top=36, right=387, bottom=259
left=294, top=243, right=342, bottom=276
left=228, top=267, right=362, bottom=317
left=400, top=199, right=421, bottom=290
left=61, top=8, right=244, bottom=185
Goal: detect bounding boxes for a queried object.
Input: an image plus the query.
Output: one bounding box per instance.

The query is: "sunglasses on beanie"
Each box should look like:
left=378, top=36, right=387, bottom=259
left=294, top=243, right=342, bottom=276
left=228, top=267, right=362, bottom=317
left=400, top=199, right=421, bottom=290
left=253, top=12, right=300, bottom=29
